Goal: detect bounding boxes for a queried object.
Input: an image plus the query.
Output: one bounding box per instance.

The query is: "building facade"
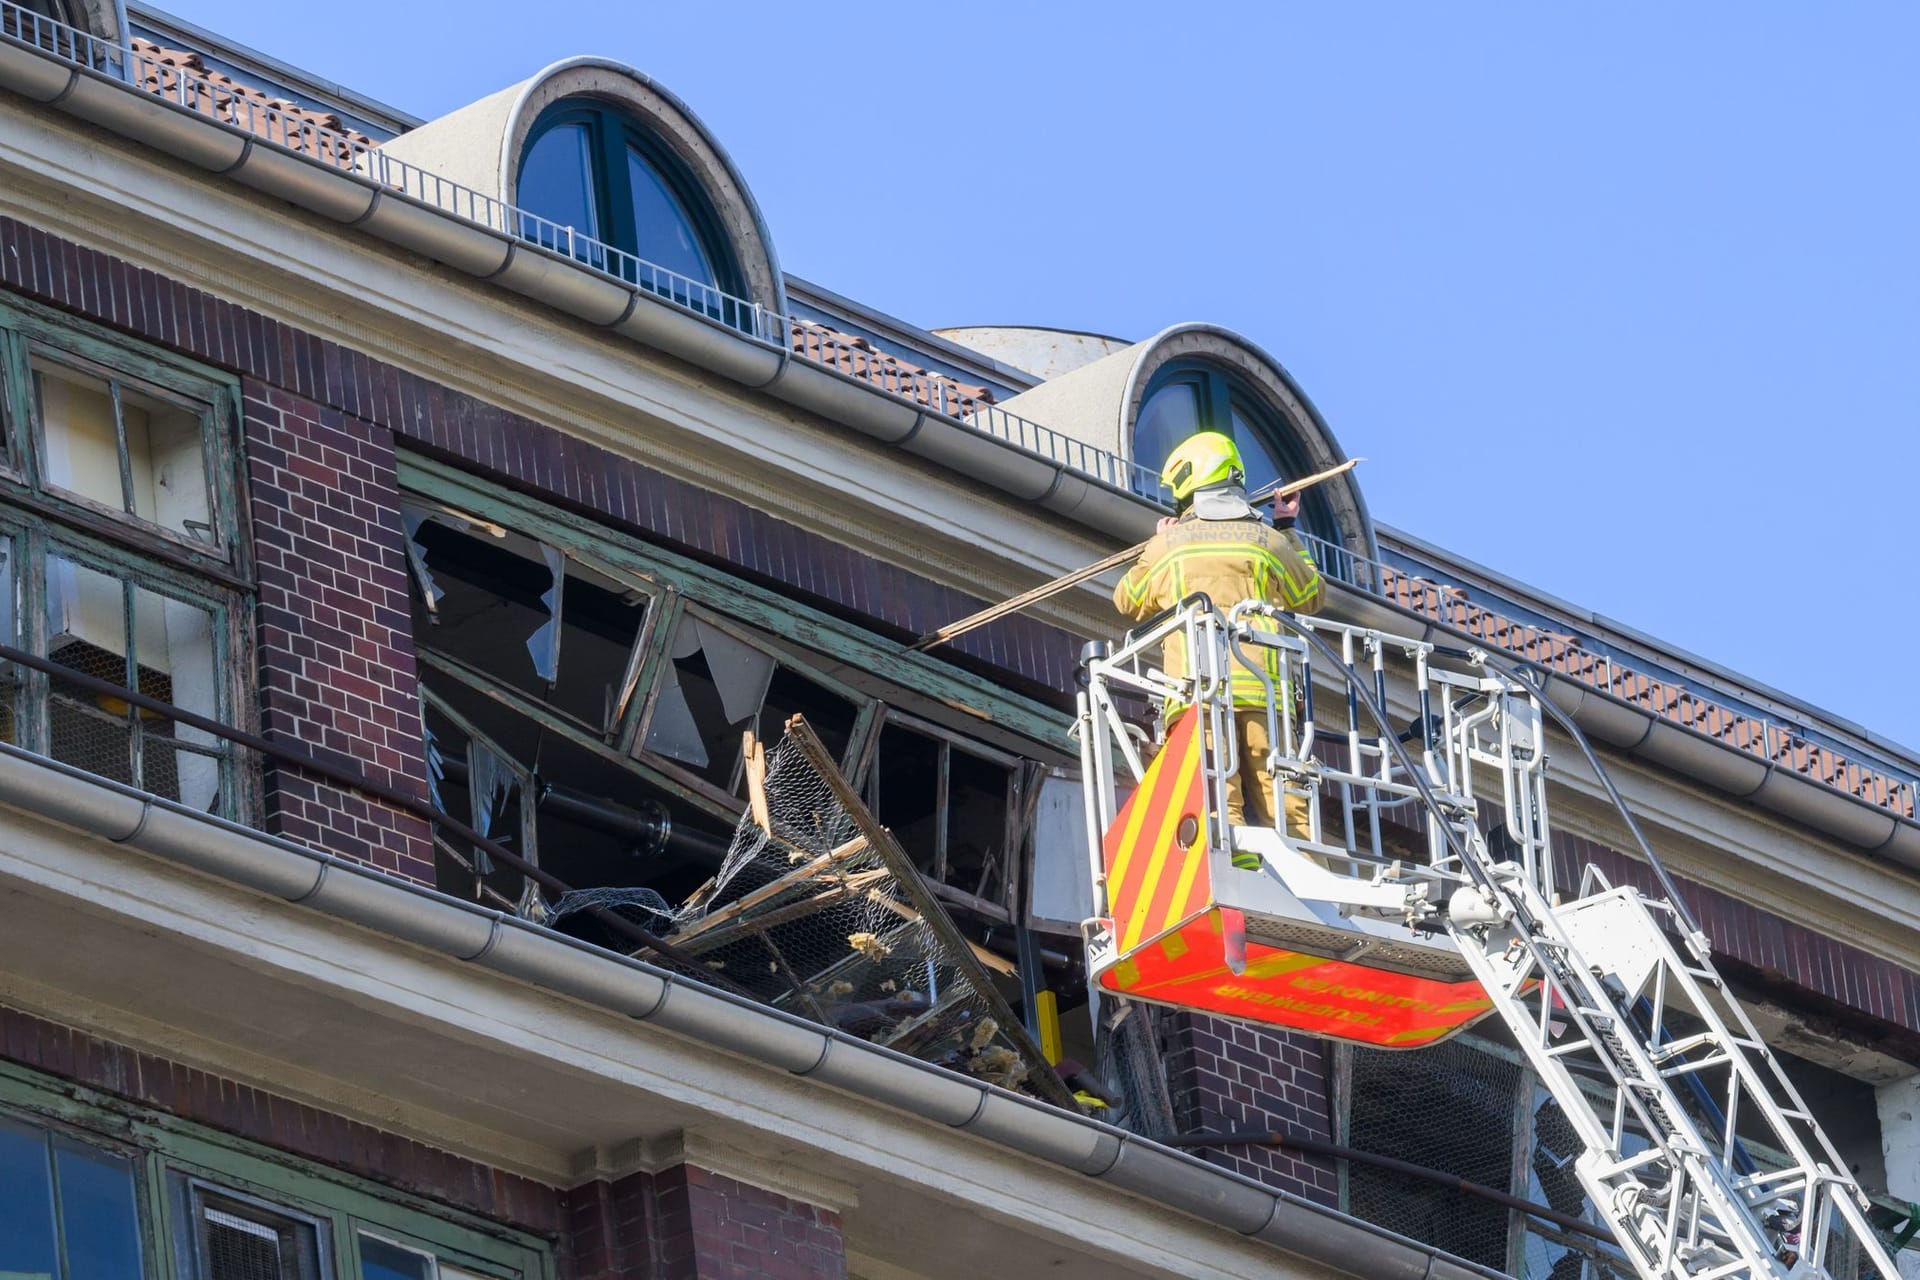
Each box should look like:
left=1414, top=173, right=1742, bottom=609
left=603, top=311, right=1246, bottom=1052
left=0, top=5, right=1914, bottom=1279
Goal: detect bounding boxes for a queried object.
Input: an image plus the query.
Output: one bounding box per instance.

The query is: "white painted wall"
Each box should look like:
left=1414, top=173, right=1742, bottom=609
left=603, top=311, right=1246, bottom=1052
left=1878, top=1073, right=1920, bottom=1280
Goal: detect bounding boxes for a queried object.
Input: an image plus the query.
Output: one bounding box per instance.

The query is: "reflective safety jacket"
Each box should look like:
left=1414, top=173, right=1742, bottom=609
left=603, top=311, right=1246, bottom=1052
left=1113, top=514, right=1326, bottom=709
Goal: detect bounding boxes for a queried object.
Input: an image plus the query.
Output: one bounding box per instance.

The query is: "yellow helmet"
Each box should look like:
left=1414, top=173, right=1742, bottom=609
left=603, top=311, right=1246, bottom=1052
left=1160, top=431, right=1244, bottom=504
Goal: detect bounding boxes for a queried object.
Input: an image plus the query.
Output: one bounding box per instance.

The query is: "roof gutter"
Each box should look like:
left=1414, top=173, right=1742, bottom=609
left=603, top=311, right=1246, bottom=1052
left=0, top=38, right=1157, bottom=544
left=1322, top=582, right=1920, bottom=872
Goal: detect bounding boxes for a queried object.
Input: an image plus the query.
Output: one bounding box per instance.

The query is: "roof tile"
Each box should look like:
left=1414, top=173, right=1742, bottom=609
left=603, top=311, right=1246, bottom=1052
left=129, top=39, right=376, bottom=168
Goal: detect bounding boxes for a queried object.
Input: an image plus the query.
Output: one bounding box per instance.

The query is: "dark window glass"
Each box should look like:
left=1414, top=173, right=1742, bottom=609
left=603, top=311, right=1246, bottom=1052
left=0, top=1117, right=60, bottom=1279
left=55, top=1140, right=144, bottom=1280
left=1228, top=403, right=1283, bottom=495
left=516, top=103, right=740, bottom=313
left=1132, top=382, right=1203, bottom=488
left=625, top=145, right=716, bottom=288
left=518, top=123, right=601, bottom=259
left=360, top=1235, right=433, bottom=1280
left=870, top=721, right=941, bottom=876
left=549, top=574, right=647, bottom=731
left=1133, top=364, right=1339, bottom=543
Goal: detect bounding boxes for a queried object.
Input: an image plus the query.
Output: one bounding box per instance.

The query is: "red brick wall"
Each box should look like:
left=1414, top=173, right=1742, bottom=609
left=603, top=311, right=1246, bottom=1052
left=562, top=1177, right=653, bottom=1280
left=0, top=1005, right=562, bottom=1234
left=244, top=381, right=433, bottom=883
left=1163, top=1014, right=1339, bottom=1205
left=564, top=1165, right=844, bottom=1280
left=654, top=1164, right=844, bottom=1280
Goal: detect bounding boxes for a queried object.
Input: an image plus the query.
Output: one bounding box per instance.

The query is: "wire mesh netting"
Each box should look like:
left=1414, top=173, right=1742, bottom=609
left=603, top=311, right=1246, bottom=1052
left=1344, top=1037, right=1526, bottom=1273
left=551, top=722, right=1073, bottom=1107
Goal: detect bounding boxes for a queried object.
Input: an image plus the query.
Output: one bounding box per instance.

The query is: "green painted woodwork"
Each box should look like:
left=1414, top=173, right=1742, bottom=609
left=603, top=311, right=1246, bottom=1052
left=0, top=1060, right=554, bottom=1280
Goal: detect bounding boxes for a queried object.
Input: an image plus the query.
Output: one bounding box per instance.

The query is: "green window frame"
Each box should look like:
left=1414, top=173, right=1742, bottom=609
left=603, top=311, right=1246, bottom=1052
left=0, top=299, right=248, bottom=571
left=398, top=453, right=1074, bottom=922
left=0, top=300, right=251, bottom=818
left=0, top=1060, right=554, bottom=1280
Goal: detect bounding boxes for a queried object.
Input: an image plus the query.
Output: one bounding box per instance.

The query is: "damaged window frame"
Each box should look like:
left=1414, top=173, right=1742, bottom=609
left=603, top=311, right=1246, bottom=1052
left=404, top=497, right=663, bottom=740
left=0, top=301, right=251, bottom=818
left=397, top=457, right=1079, bottom=922
left=626, top=597, right=879, bottom=811
left=856, top=707, right=1032, bottom=923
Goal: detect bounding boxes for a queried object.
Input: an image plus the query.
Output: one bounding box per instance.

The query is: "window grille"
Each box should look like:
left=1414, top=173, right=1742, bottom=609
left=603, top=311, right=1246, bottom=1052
left=184, top=1187, right=324, bottom=1280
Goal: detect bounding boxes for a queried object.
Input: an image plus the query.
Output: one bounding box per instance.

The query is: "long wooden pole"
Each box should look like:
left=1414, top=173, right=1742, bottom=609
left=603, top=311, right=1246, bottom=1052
left=909, top=457, right=1362, bottom=653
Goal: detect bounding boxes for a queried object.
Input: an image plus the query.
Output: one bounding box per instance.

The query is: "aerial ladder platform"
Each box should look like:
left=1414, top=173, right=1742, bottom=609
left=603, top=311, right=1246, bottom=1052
left=1074, top=597, right=1900, bottom=1280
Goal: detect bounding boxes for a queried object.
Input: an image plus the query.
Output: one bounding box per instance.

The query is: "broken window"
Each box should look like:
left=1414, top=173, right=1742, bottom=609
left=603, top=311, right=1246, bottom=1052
left=31, top=350, right=218, bottom=551
left=396, top=477, right=1079, bottom=1025
left=866, top=712, right=1020, bottom=919
left=637, top=607, right=860, bottom=801
left=407, top=510, right=650, bottom=734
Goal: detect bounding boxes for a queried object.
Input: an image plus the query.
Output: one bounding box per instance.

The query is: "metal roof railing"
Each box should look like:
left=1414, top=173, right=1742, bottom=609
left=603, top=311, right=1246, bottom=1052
left=1300, top=531, right=1920, bottom=829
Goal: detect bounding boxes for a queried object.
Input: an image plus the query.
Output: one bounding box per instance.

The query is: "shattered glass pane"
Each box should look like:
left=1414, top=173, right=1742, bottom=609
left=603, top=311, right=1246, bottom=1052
left=525, top=543, right=565, bottom=683
left=410, top=520, right=554, bottom=700
left=644, top=668, right=709, bottom=770
left=694, top=619, right=774, bottom=724
left=409, top=520, right=647, bottom=731
left=400, top=504, right=447, bottom=615
left=639, top=613, right=775, bottom=789
left=550, top=569, right=647, bottom=730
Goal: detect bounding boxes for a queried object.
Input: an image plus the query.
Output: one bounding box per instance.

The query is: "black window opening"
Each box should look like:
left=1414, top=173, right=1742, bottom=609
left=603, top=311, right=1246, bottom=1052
left=1132, top=361, right=1341, bottom=544
left=516, top=102, right=750, bottom=328
left=866, top=712, right=1020, bottom=921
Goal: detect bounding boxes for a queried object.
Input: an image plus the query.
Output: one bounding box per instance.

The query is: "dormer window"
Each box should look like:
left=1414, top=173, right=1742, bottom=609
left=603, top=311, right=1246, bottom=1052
left=1134, top=362, right=1337, bottom=538
left=516, top=102, right=738, bottom=303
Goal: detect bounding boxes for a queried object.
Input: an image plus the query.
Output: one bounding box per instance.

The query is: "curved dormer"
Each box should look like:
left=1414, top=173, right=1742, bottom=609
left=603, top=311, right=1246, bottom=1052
left=973, top=322, right=1376, bottom=562
left=377, top=58, right=784, bottom=318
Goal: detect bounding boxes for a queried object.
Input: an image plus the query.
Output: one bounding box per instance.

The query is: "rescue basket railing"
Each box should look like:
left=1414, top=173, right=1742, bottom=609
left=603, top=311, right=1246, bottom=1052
left=1075, top=597, right=1901, bottom=1280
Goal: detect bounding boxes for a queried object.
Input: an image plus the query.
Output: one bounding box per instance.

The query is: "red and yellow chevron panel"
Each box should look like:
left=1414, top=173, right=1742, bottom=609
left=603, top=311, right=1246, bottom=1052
left=1103, top=708, right=1212, bottom=955
left=1096, top=910, right=1497, bottom=1049
left=1095, top=708, right=1496, bottom=1047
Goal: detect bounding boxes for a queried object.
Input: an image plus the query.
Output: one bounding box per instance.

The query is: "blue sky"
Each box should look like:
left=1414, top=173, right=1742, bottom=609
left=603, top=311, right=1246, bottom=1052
left=159, top=1, right=1918, bottom=748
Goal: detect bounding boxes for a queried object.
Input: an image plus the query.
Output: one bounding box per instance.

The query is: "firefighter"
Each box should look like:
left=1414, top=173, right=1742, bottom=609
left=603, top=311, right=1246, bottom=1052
left=1114, top=431, right=1326, bottom=867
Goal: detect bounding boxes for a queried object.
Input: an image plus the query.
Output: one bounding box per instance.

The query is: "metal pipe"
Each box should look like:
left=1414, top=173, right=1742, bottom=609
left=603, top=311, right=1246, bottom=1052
left=0, top=640, right=744, bottom=991
left=1161, top=1128, right=1614, bottom=1245
left=439, top=755, right=733, bottom=866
